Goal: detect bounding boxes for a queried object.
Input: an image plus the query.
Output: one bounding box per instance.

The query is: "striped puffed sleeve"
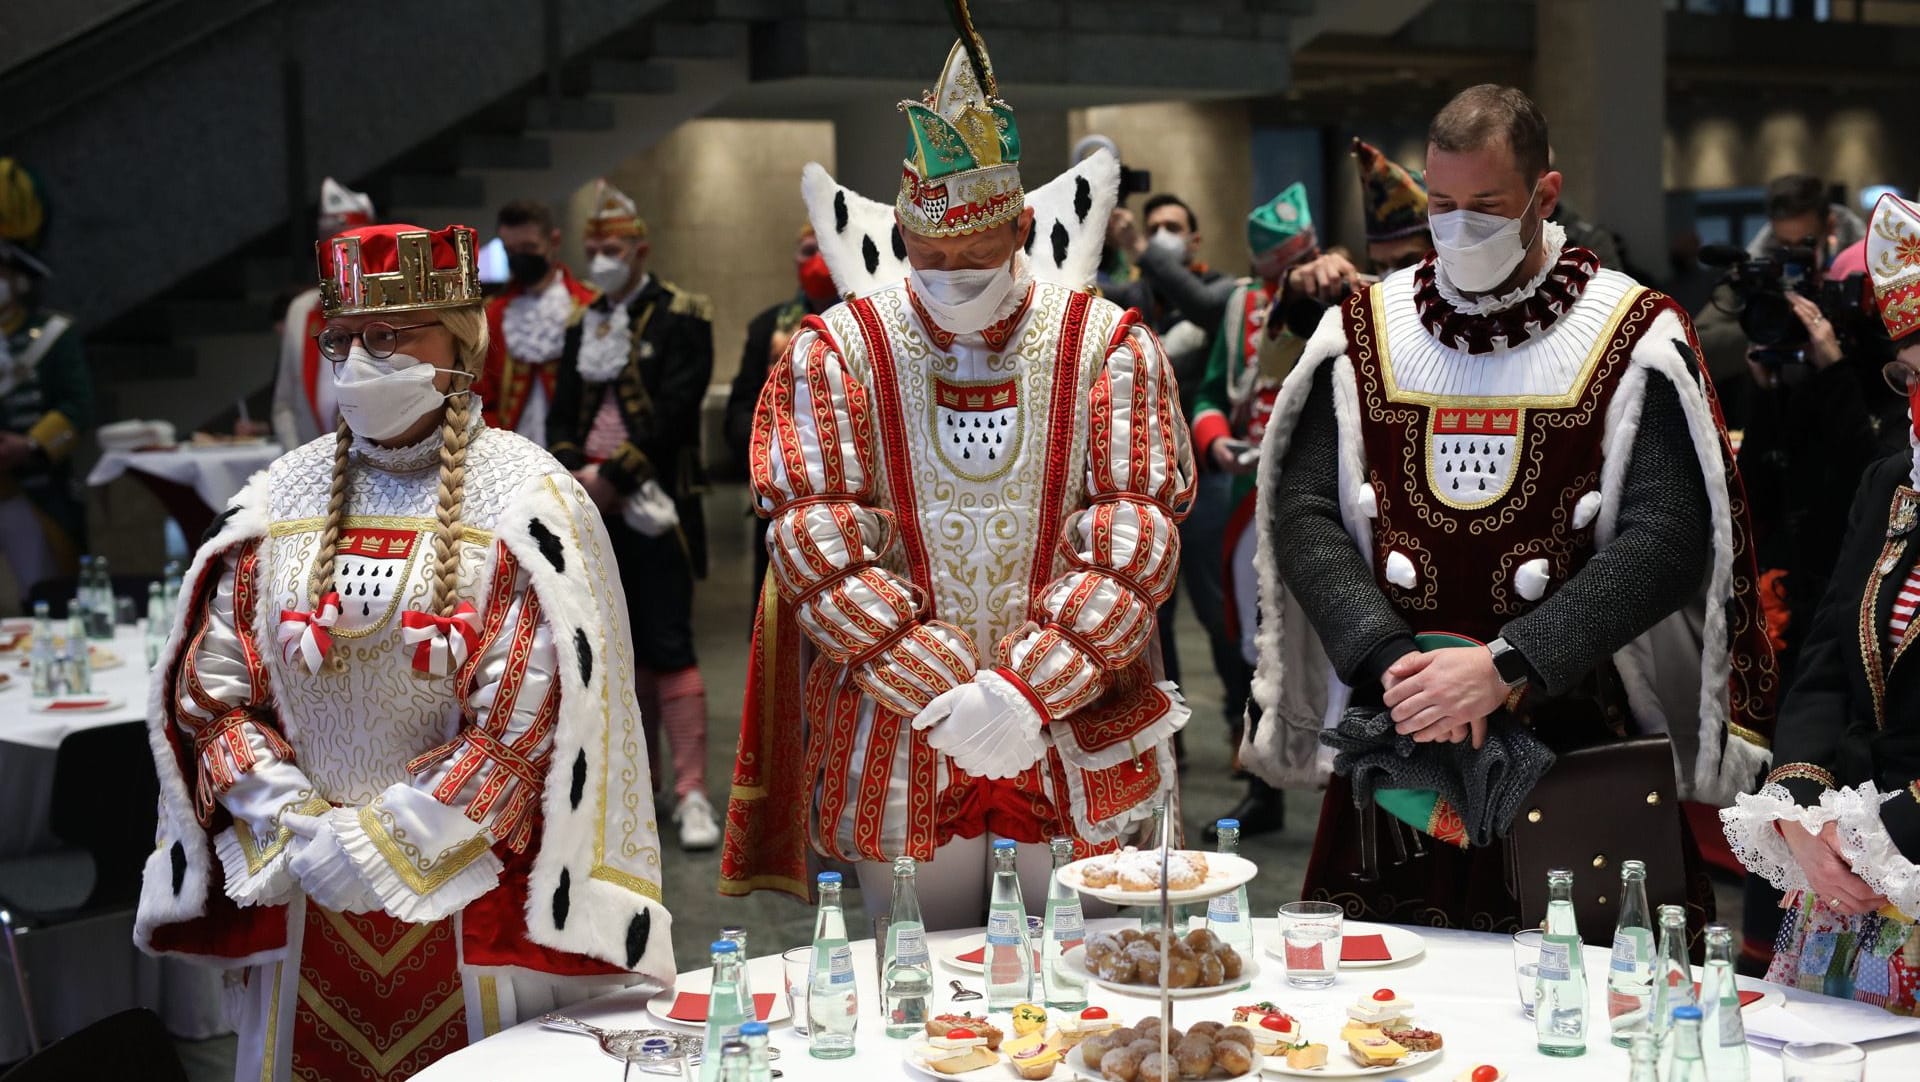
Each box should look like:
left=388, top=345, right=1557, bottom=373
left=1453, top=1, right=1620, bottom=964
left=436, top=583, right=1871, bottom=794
left=751, top=319, right=979, bottom=716
left=1004, top=315, right=1196, bottom=718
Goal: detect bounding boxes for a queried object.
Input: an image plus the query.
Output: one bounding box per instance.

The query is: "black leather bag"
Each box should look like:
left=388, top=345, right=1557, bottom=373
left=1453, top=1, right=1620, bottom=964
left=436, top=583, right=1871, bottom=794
left=1507, top=735, right=1688, bottom=944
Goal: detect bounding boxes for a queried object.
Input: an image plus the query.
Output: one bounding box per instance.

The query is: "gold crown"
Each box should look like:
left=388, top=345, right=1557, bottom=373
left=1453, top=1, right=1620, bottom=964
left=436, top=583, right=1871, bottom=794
left=318, top=225, right=483, bottom=319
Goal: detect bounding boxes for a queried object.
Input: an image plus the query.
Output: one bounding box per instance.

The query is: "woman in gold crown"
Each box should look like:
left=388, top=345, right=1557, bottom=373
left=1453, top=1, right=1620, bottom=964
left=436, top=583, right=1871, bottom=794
left=135, top=223, right=675, bottom=1081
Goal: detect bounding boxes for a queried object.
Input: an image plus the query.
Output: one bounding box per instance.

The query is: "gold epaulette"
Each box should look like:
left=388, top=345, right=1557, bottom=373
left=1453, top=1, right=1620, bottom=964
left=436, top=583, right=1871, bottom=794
left=663, top=281, right=713, bottom=322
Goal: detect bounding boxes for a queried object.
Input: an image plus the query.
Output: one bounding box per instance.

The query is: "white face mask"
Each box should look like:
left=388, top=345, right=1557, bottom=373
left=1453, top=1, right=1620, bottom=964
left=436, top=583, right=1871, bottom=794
left=1429, top=180, right=1543, bottom=293
left=1148, top=227, right=1190, bottom=261
left=910, top=254, right=1019, bottom=335
left=332, top=345, right=462, bottom=442
left=587, top=252, right=631, bottom=297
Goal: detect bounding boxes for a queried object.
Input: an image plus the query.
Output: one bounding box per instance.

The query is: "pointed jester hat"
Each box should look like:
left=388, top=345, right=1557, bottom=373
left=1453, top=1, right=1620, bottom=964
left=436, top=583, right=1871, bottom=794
left=1352, top=137, right=1429, bottom=243
left=896, top=0, right=1024, bottom=238
left=1246, top=182, right=1316, bottom=269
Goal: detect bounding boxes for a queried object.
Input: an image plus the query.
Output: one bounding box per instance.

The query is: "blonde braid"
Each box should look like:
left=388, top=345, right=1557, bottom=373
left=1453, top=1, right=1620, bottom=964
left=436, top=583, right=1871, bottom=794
left=428, top=305, right=488, bottom=618
left=309, top=419, right=353, bottom=607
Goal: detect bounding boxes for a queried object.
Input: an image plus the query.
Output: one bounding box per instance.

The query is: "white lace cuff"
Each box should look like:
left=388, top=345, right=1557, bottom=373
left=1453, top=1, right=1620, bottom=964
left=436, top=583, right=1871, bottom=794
left=1719, top=783, right=1834, bottom=894
left=1825, top=782, right=1920, bottom=917
left=332, top=787, right=504, bottom=923
left=290, top=809, right=383, bottom=913
left=212, top=823, right=302, bottom=908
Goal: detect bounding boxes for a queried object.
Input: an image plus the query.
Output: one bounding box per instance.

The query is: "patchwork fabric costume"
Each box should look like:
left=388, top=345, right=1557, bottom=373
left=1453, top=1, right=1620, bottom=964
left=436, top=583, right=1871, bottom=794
left=1721, top=193, right=1920, bottom=1013
left=721, top=11, right=1194, bottom=899
left=136, top=224, right=674, bottom=1081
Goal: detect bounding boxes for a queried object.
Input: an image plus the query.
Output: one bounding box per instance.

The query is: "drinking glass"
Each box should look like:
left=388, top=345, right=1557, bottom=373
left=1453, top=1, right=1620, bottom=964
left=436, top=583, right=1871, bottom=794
left=1781, top=1041, right=1866, bottom=1082
left=1511, top=928, right=1543, bottom=1019
left=782, top=945, right=812, bottom=1038
left=1277, top=901, right=1343, bottom=988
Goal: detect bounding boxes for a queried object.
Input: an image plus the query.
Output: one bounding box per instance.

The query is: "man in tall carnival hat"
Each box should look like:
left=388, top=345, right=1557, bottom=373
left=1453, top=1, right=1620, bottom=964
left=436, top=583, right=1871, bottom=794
left=722, top=1, right=1195, bottom=922
left=0, top=157, right=92, bottom=600
left=548, top=179, right=723, bottom=851
left=1242, top=85, right=1778, bottom=929
left=136, top=220, right=674, bottom=1080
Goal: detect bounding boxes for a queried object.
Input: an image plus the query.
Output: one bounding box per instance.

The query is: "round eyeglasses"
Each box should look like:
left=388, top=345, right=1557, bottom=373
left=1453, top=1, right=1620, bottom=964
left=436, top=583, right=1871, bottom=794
left=1883, top=360, right=1920, bottom=397
left=315, top=320, right=439, bottom=365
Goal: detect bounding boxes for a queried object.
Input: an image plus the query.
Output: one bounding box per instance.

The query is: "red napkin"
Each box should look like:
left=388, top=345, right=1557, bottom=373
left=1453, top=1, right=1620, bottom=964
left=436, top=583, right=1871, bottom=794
left=47, top=699, right=108, bottom=710
left=667, top=992, right=776, bottom=1023
left=958, top=946, right=986, bottom=965
left=1690, top=983, right=1764, bottom=1008
left=1341, top=934, right=1393, bottom=962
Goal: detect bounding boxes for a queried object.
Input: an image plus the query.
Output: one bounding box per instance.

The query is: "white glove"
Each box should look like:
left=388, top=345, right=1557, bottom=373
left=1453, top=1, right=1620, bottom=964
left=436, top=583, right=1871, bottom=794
left=914, top=672, right=1048, bottom=780
left=911, top=682, right=967, bottom=734
left=287, top=810, right=383, bottom=914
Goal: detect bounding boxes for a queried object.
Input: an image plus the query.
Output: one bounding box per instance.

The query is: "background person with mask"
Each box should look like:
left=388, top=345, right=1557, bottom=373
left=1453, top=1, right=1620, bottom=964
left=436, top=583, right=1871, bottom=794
left=722, top=5, right=1193, bottom=926
left=723, top=224, right=840, bottom=610
left=476, top=199, right=596, bottom=442
left=547, top=179, right=722, bottom=851
left=1242, top=84, right=1776, bottom=931
left=136, top=222, right=676, bottom=1079
left=0, top=157, right=90, bottom=602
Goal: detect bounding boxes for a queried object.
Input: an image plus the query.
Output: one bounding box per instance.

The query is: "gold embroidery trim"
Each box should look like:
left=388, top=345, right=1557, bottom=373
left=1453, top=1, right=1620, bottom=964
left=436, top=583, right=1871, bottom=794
left=1374, top=285, right=1644, bottom=408
left=296, top=977, right=466, bottom=1075
left=315, top=908, right=436, bottom=978
left=357, top=804, right=492, bottom=896
left=233, top=796, right=330, bottom=874
left=479, top=975, right=502, bottom=1037
left=1765, top=762, right=1836, bottom=789
left=1728, top=721, right=1771, bottom=750
left=260, top=960, right=283, bottom=1082
left=270, top=515, right=491, bottom=547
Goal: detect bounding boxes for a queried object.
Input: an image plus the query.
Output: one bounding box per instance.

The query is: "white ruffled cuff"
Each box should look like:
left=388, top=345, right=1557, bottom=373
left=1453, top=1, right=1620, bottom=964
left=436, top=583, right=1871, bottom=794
left=1719, top=783, right=1833, bottom=895
left=1825, top=782, right=1920, bottom=917
left=213, top=823, right=303, bottom=908
left=331, top=787, right=504, bottom=923
left=290, top=809, right=383, bottom=913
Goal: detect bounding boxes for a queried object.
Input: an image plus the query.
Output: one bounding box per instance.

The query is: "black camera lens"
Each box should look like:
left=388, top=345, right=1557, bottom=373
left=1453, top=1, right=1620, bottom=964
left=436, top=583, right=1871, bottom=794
left=1740, top=290, right=1806, bottom=349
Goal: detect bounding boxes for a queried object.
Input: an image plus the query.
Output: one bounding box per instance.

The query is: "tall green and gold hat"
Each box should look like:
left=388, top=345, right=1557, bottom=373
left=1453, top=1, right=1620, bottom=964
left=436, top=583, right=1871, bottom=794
left=1352, top=138, right=1429, bottom=242
left=896, top=1, right=1023, bottom=238
left=1246, top=182, right=1316, bottom=268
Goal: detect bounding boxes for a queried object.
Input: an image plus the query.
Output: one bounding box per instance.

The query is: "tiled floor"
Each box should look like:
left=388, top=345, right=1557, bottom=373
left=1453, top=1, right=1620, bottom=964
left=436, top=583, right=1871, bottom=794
left=167, top=481, right=1740, bottom=1079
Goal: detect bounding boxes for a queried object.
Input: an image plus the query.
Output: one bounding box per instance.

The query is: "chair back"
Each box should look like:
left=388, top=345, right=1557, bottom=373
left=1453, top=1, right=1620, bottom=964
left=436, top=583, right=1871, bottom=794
left=0, top=1008, right=188, bottom=1082
left=48, top=722, right=159, bottom=908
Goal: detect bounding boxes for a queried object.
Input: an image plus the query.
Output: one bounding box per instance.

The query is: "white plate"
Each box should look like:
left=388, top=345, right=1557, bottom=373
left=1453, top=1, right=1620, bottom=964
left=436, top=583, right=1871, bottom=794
left=642, top=959, right=791, bottom=1032
left=1260, top=922, right=1427, bottom=970
left=904, top=1049, right=1006, bottom=1081
left=1059, top=851, right=1259, bottom=906
left=1062, top=944, right=1261, bottom=1001
left=1067, top=1041, right=1264, bottom=1081
left=29, top=695, right=126, bottom=714
left=1261, top=1046, right=1440, bottom=1077
left=939, top=936, right=1043, bottom=976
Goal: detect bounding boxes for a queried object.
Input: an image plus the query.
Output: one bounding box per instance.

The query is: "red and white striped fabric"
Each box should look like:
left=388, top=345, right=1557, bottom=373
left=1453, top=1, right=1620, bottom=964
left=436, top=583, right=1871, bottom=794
left=1894, top=563, right=1920, bottom=646
left=401, top=601, right=483, bottom=677
left=277, top=591, right=342, bottom=675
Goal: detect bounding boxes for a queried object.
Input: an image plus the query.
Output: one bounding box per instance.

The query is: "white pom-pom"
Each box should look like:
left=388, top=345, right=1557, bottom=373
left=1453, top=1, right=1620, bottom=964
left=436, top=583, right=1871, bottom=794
left=1354, top=482, right=1378, bottom=520
left=1515, top=557, right=1551, bottom=601
left=1572, top=490, right=1603, bottom=531
left=1385, top=550, right=1417, bottom=589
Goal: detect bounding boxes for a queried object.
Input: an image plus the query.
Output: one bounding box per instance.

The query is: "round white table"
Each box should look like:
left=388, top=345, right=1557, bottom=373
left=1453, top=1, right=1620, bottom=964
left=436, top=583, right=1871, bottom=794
left=415, top=918, right=1920, bottom=1080
left=86, top=442, right=282, bottom=512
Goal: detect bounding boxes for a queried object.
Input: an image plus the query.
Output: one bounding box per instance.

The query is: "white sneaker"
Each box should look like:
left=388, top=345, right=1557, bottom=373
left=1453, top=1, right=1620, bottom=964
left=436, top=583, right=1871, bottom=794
left=674, top=790, right=721, bottom=851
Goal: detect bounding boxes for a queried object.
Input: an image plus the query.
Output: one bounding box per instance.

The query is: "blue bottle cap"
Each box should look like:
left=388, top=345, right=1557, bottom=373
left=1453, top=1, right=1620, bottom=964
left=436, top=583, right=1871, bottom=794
left=818, top=871, right=842, bottom=884
left=1672, top=1005, right=1703, bottom=1021
left=711, top=940, right=737, bottom=954
left=740, top=1021, right=770, bottom=1038
left=1217, top=818, right=1240, bottom=830
left=994, top=839, right=1018, bottom=850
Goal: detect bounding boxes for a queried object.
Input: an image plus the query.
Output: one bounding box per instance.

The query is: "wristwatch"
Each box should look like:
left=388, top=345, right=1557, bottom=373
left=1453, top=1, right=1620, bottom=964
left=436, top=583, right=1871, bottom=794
left=1487, top=637, right=1530, bottom=689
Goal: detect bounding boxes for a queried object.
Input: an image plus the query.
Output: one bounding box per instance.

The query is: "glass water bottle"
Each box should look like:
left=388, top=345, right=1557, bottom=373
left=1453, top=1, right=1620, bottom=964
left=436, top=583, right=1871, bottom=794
left=808, top=871, right=858, bottom=1059
left=1534, top=867, right=1588, bottom=1057
left=882, top=856, right=932, bottom=1037
left=985, top=839, right=1033, bottom=1009
left=1609, top=859, right=1656, bottom=1046
left=1041, top=836, right=1088, bottom=1010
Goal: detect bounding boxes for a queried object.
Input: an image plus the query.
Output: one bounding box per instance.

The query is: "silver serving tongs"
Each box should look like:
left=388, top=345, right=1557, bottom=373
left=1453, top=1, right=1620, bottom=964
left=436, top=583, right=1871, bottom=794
left=540, top=1014, right=705, bottom=1064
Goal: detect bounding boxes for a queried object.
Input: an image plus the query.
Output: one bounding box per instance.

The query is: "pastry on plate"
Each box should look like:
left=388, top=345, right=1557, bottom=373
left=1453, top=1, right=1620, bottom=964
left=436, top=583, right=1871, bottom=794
left=928, top=1013, right=1004, bottom=1050
left=1003, top=1029, right=1063, bottom=1080
left=1348, top=1032, right=1408, bottom=1068
left=1230, top=1003, right=1300, bottom=1054
left=1284, top=1043, right=1329, bottom=1070
left=1346, top=987, right=1413, bottom=1027
left=1055, top=1006, right=1119, bottom=1049
left=1011, top=1003, right=1048, bottom=1037
left=916, top=1029, right=998, bottom=1074
left=1381, top=1025, right=1443, bottom=1053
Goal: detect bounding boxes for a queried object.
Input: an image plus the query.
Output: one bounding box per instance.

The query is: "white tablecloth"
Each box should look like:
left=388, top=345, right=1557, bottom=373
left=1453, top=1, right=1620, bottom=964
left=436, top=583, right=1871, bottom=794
left=0, top=626, right=226, bottom=1060
left=86, top=443, right=282, bottom=509
left=414, top=918, right=1920, bottom=1080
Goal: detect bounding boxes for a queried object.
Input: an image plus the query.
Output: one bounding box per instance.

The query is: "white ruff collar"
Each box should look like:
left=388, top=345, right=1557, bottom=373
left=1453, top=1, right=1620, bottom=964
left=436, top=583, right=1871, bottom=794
left=349, top=399, right=485, bottom=474
left=502, top=277, right=573, bottom=363
left=1432, top=220, right=1569, bottom=315
left=577, top=303, right=631, bottom=384
left=1910, top=422, right=1919, bottom=489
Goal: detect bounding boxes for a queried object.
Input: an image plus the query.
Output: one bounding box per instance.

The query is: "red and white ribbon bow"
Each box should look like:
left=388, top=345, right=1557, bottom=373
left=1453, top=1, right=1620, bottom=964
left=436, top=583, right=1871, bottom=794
left=277, top=592, right=341, bottom=674
left=401, top=602, right=482, bottom=677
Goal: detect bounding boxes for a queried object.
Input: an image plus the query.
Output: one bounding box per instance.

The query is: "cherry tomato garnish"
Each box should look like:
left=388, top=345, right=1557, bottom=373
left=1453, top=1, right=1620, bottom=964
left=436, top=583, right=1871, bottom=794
left=1472, top=1065, right=1502, bottom=1082
left=947, top=1028, right=977, bottom=1040
left=1259, top=1013, right=1297, bottom=1031
left=1081, top=1007, right=1109, bottom=1020
left=1371, top=988, right=1397, bottom=1001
